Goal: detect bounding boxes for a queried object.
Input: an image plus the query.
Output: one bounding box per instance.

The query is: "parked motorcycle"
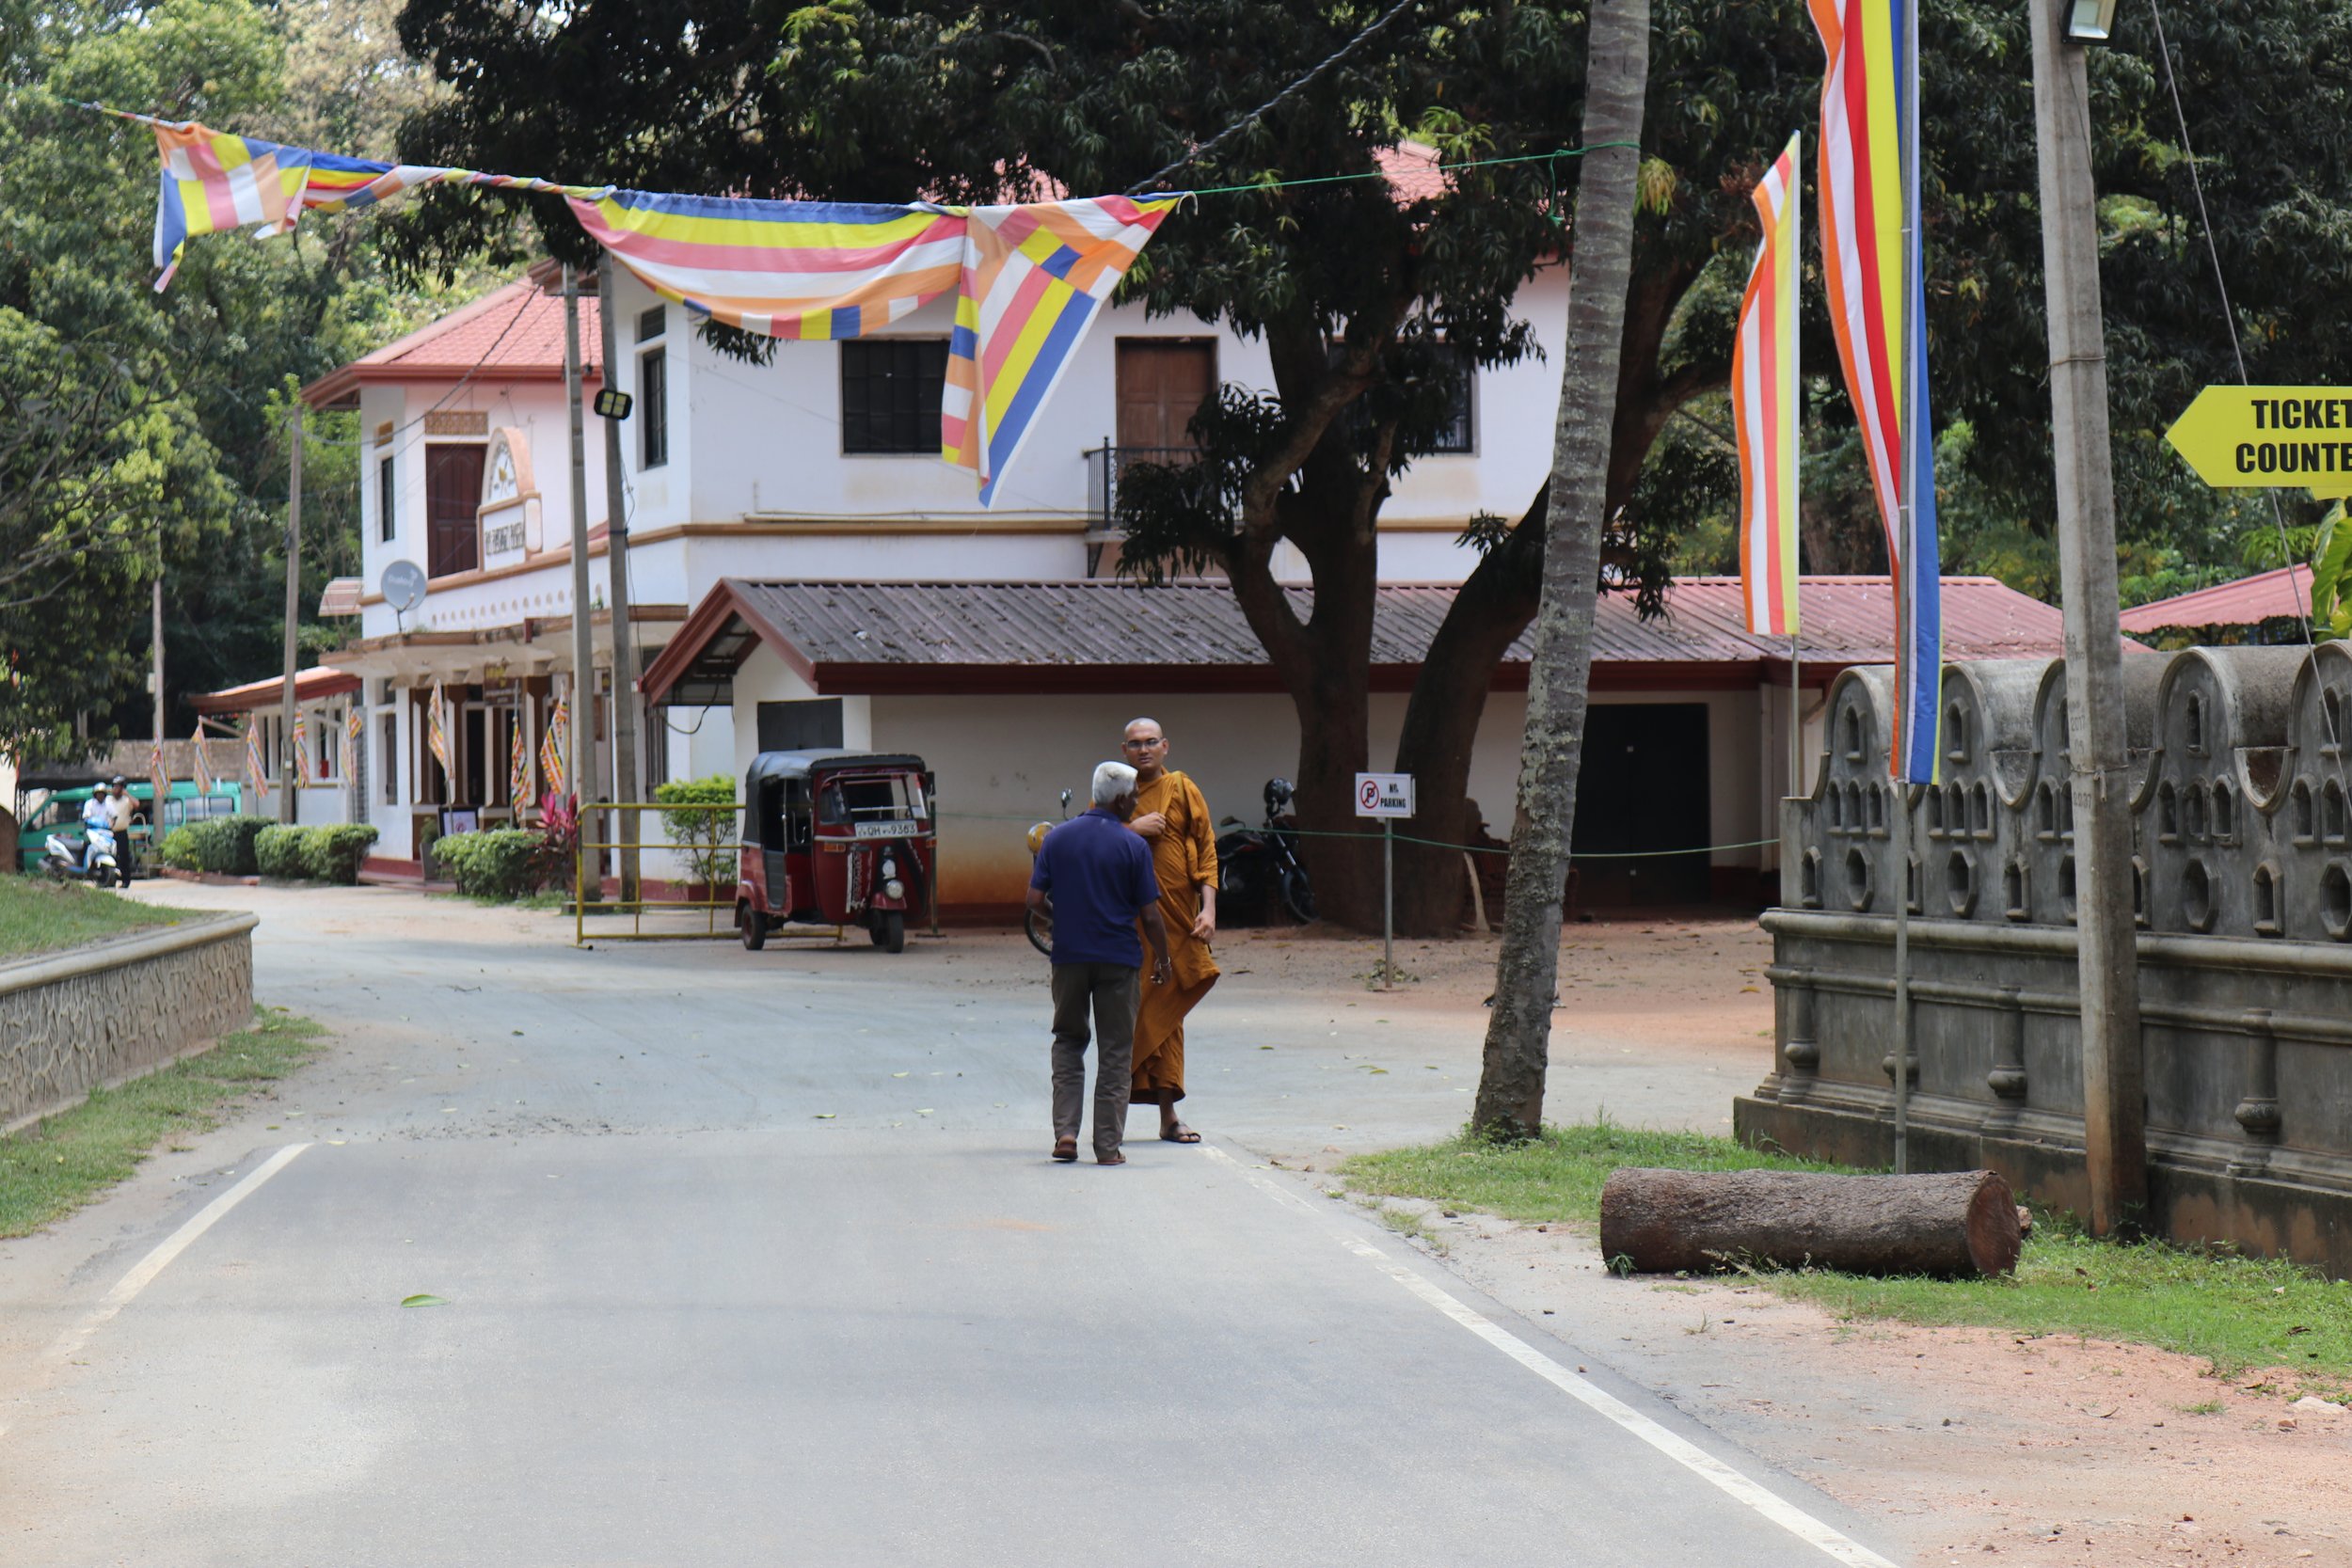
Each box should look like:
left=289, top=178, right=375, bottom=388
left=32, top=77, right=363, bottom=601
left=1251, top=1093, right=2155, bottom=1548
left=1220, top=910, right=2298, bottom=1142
left=1216, top=777, right=1316, bottom=927
left=41, top=826, right=120, bottom=888
left=1024, top=788, right=1073, bottom=956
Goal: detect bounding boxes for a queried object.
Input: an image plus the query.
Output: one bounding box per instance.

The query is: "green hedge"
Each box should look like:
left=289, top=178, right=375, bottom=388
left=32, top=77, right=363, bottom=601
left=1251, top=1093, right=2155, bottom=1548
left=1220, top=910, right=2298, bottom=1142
left=654, top=773, right=739, bottom=888
left=304, top=824, right=378, bottom=884
left=432, top=829, right=543, bottom=901
left=170, top=821, right=379, bottom=884
left=162, top=815, right=270, bottom=876
left=254, top=825, right=308, bottom=879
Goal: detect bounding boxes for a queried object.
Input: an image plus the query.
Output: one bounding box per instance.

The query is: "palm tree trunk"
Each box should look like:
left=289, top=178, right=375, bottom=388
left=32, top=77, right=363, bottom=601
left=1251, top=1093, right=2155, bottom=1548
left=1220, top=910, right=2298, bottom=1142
left=1472, top=0, right=1652, bottom=1140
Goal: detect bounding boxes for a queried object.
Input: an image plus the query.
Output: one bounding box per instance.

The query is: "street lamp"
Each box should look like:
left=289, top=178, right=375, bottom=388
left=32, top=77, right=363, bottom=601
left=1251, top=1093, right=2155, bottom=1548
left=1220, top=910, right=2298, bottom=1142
left=2063, top=0, right=2117, bottom=44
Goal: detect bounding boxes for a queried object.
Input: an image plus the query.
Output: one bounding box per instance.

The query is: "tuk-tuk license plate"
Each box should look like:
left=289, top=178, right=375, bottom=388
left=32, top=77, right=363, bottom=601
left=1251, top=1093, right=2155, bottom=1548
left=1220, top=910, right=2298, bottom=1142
left=852, top=820, right=920, bottom=838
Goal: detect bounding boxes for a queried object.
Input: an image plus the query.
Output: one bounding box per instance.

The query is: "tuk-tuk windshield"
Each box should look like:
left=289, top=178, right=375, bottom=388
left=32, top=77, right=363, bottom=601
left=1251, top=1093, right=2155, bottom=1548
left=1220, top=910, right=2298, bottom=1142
left=816, top=773, right=927, bottom=834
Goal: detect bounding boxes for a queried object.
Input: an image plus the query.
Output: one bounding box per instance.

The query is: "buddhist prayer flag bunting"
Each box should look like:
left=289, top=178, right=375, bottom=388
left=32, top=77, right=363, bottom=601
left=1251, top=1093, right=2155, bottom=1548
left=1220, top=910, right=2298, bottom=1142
left=1735, top=133, right=1803, bottom=640
left=1809, top=0, right=1942, bottom=784
left=105, top=107, right=1182, bottom=505
left=943, top=198, right=1184, bottom=503
left=426, top=683, right=452, bottom=784
left=538, top=695, right=569, bottom=799
left=291, top=709, right=312, bottom=786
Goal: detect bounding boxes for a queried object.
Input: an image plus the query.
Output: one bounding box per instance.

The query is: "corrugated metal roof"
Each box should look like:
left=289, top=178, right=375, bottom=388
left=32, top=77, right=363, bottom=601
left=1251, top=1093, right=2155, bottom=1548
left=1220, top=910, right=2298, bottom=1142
left=717, top=574, right=2074, bottom=674
left=2118, top=565, right=2313, bottom=634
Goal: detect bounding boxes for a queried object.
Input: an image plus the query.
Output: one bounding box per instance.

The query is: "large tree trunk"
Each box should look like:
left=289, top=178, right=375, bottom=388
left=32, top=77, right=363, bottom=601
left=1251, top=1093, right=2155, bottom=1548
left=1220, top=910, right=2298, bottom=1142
left=1471, top=0, right=1650, bottom=1139
left=1597, top=1168, right=2025, bottom=1277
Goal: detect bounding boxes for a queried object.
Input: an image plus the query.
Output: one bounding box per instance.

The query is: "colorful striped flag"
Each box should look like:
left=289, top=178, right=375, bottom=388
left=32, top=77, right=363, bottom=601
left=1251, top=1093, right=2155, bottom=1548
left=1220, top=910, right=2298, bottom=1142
left=243, top=715, right=266, bottom=795
left=149, top=737, right=169, bottom=815
left=566, top=193, right=965, bottom=339
left=150, top=121, right=313, bottom=287
left=1810, top=0, right=1942, bottom=784
left=509, top=714, right=532, bottom=805
left=291, top=709, right=312, bottom=786
left=426, top=683, right=453, bottom=784
left=1735, top=134, right=1803, bottom=640
left=192, top=729, right=215, bottom=797
left=944, top=198, right=1184, bottom=504
left=538, top=696, right=569, bottom=799
left=343, top=708, right=362, bottom=784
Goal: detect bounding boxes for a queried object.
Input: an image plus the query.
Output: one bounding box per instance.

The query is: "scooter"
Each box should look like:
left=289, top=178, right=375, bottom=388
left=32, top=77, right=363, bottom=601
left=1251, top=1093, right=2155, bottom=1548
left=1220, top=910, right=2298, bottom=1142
left=1216, top=777, right=1316, bottom=926
left=1023, top=789, right=1073, bottom=956
left=42, top=826, right=121, bottom=888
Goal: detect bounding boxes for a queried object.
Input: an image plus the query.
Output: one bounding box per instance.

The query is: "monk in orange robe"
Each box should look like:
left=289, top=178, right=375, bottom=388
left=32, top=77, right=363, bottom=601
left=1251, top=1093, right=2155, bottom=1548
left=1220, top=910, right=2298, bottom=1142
left=1122, top=717, right=1217, bottom=1143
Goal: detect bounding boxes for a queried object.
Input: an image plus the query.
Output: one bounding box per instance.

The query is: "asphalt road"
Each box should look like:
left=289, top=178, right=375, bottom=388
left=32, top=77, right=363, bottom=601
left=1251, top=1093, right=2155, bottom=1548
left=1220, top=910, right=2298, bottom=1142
left=0, top=887, right=1899, bottom=1566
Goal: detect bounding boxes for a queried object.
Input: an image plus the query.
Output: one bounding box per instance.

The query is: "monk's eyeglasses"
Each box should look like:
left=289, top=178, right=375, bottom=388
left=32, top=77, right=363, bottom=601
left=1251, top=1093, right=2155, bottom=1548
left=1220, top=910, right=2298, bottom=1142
left=1122, top=737, right=1165, bottom=749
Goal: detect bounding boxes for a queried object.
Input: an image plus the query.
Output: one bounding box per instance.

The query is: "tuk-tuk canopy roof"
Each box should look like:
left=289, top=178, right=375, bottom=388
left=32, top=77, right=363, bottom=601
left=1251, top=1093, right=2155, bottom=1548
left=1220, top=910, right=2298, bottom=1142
left=744, top=750, right=928, bottom=785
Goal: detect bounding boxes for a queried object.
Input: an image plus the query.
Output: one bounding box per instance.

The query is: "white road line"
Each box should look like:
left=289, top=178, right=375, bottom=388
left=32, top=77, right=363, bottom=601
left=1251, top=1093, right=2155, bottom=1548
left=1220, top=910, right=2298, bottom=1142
left=1204, top=1146, right=1904, bottom=1568
left=46, top=1144, right=313, bottom=1365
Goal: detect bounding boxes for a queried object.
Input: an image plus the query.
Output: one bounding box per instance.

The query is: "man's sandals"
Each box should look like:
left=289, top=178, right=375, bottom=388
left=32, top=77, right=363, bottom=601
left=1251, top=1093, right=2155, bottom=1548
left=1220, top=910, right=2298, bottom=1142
left=1160, top=1123, right=1202, bottom=1144
left=1052, top=1137, right=1078, bottom=1163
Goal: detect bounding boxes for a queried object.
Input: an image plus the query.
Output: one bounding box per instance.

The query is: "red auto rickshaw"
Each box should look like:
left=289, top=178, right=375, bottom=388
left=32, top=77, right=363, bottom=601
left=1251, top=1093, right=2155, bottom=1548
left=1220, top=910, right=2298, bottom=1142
left=736, top=750, right=937, bottom=953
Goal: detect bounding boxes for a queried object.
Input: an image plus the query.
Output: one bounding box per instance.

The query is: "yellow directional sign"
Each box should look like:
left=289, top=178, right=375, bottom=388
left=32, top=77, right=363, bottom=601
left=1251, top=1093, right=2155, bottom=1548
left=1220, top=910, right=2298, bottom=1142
left=2166, top=386, right=2352, bottom=498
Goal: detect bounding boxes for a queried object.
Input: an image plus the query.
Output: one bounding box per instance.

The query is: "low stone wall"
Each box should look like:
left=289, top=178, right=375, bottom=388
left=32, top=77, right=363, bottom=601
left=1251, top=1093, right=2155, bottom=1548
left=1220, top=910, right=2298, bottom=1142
left=1, top=912, right=257, bottom=1134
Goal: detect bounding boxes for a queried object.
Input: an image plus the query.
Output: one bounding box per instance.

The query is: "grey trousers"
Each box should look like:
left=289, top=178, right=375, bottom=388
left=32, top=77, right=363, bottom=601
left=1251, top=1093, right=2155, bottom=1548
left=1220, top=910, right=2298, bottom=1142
left=1049, top=961, right=1140, bottom=1156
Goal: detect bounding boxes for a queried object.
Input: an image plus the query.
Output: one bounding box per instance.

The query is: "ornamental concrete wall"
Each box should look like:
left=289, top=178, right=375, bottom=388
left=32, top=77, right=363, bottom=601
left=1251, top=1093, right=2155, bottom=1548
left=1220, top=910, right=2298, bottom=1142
left=1740, top=646, right=2352, bottom=1275
left=1, top=913, right=257, bottom=1134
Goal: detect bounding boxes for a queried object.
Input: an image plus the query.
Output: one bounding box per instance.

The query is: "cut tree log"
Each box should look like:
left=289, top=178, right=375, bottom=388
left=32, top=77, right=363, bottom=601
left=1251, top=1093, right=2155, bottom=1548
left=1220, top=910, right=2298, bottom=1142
left=1597, top=1167, right=2024, bottom=1278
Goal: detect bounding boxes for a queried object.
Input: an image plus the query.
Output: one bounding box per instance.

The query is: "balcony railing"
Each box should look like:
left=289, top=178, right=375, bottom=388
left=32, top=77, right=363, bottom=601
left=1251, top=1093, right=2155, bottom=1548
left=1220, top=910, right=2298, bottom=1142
left=1082, top=443, right=1200, bottom=537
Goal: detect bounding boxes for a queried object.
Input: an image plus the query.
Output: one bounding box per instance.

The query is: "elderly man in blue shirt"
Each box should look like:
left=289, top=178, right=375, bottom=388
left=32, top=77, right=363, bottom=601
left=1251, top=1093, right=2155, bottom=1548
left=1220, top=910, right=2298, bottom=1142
left=1026, top=761, right=1172, bottom=1166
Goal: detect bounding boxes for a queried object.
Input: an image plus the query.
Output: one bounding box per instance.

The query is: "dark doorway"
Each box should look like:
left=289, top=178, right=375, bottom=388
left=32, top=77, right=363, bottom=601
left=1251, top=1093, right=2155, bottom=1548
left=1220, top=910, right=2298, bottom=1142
left=1571, top=703, right=1712, bottom=905
left=425, top=444, right=485, bottom=578
left=757, top=699, right=845, bottom=753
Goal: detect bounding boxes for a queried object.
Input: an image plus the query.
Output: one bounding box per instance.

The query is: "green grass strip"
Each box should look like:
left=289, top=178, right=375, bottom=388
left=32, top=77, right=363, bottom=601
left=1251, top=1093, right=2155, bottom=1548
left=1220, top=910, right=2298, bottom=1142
left=1339, top=1118, right=2352, bottom=1384
left=0, top=1008, right=327, bottom=1238
left=0, top=875, right=196, bottom=960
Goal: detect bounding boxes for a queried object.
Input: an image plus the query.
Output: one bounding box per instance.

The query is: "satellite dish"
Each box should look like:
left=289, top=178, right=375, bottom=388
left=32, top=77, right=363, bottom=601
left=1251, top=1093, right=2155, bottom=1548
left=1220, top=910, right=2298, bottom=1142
left=380, top=560, right=427, bottom=615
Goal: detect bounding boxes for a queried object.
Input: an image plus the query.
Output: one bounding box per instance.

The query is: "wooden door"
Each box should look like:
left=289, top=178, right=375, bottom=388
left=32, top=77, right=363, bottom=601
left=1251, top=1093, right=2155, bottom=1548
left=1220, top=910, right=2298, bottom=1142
left=1115, top=341, right=1216, bottom=453
left=425, top=444, right=485, bottom=578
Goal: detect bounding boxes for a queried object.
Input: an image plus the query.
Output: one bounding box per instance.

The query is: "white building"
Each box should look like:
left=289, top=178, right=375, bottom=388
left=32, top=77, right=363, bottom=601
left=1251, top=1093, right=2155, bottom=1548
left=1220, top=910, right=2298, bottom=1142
left=293, top=234, right=2076, bottom=913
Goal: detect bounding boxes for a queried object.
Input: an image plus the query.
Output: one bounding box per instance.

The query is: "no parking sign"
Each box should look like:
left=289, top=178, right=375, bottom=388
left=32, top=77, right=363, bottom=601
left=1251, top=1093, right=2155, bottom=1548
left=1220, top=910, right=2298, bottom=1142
left=1354, top=772, right=1415, bottom=818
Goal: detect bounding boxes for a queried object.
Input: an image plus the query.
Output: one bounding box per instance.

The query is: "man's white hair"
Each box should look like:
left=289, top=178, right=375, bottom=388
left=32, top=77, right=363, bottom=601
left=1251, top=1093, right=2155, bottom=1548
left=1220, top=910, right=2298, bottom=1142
left=1091, top=761, right=1138, bottom=806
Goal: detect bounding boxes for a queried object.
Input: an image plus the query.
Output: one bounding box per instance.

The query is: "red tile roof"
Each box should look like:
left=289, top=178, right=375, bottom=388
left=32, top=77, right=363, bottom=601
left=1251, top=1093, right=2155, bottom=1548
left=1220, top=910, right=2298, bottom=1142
left=2118, top=565, right=2314, bottom=634
left=644, top=575, right=2096, bottom=704
left=194, top=666, right=363, bottom=715
left=305, top=276, right=599, bottom=407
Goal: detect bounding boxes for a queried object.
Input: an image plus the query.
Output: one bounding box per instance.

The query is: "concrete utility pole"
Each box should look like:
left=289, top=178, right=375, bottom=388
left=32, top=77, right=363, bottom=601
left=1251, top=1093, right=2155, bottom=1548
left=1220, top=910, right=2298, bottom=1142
left=2030, top=0, right=2146, bottom=1232
left=151, top=534, right=165, bottom=747
left=278, top=405, right=303, bottom=825
left=564, top=263, right=601, bottom=895
left=596, top=254, right=643, bottom=904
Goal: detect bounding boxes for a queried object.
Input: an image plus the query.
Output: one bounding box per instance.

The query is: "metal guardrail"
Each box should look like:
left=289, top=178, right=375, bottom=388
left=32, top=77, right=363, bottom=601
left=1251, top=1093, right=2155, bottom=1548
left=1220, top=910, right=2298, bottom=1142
left=572, top=800, right=748, bottom=946
left=1082, top=443, right=1199, bottom=534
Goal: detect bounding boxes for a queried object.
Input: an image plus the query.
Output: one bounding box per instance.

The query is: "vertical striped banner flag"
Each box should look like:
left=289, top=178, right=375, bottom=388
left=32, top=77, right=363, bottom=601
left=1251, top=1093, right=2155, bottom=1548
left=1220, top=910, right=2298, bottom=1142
left=538, top=695, right=569, bottom=800
left=342, top=708, right=362, bottom=784
left=192, top=728, right=215, bottom=796
left=291, top=709, right=312, bottom=786
left=243, top=715, right=266, bottom=796
left=426, top=683, right=453, bottom=784
left=149, top=737, right=169, bottom=814
left=1735, top=133, right=1803, bottom=639
left=1810, top=0, right=1943, bottom=783
left=509, top=713, right=532, bottom=805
